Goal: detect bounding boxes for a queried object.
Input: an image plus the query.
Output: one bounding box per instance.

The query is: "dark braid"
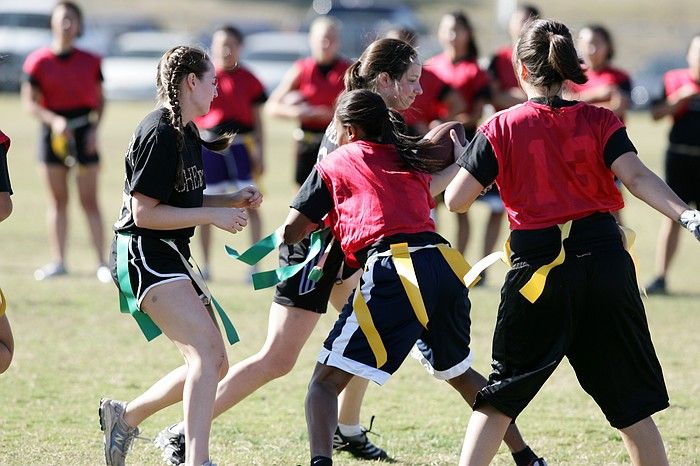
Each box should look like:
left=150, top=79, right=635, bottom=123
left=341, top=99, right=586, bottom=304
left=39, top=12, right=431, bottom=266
left=335, top=89, right=443, bottom=173
left=156, top=46, right=235, bottom=191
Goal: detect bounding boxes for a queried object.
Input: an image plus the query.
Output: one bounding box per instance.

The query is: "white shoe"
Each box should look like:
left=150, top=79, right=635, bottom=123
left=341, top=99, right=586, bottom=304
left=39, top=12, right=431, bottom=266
left=34, top=262, right=67, bottom=281
left=97, top=265, right=112, bottom=284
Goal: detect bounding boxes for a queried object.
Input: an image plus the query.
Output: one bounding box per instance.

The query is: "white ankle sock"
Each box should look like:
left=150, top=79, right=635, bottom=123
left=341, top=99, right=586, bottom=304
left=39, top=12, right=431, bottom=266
left=338, top=423, right=363, bottom=437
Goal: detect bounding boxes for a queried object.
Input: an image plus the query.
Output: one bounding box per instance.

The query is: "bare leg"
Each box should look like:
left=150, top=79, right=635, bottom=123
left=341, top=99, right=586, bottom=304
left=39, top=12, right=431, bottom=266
left=42, top=165, right=69, bottom=265
left=306, top=363, right=354, bottom=459
left=483, top=211, right=504, bottom=257
left=212, top=303, right=321, bottom=418
left=198, top=224, right=212, bottom=271
left=619, top=417, right=668, bottom=466
left=459, top=405, right=512, bottom=466
left=447, top=368, right=527, bottom=453
left=337, top=376, right=370, bottom=425
left=247, top=207, right=262, bottom=246
left=456, top=212, right=470, bottom=256
left=653, top=218, right=680, bottom=278
left=124, top=280, right=228, bottom=466
left=76, top=164, right=105, bottom=265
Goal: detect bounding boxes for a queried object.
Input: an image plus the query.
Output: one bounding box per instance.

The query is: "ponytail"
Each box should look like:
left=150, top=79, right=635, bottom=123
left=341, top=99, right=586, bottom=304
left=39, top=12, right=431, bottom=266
left=516, top=19, right=587, bottom=101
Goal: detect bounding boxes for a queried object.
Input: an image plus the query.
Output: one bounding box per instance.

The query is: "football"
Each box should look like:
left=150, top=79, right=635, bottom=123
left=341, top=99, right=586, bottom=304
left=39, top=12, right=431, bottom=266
left=419, top=121, right=467, bottom=172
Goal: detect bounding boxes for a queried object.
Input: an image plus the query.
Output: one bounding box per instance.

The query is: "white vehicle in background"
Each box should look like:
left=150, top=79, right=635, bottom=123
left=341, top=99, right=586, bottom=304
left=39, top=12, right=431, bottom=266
left=102, top=31, right=196, bottom=101
left=240, top=31, right=310, bottom=94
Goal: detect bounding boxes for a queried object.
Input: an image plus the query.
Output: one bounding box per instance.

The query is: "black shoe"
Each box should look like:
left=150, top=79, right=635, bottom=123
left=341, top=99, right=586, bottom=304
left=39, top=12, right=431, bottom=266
left=333, top=416, right=388, bottom=461
left=645, top=277, right=667, bottom=295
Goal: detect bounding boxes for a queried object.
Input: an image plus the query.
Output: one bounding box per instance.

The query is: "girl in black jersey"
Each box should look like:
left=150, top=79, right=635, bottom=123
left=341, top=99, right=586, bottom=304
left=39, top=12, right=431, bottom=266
left=98, top=46, right=261, bottom=466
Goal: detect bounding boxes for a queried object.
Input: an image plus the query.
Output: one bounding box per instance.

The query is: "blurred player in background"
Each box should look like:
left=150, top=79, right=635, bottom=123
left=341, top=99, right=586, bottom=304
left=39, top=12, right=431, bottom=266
left=646, top=33, right=700, bottom=294
left=266, top=17, right=350, bottom=190
left=195, top=25, right=267, bottom=280
left=21, top=1, right=109, bottom=283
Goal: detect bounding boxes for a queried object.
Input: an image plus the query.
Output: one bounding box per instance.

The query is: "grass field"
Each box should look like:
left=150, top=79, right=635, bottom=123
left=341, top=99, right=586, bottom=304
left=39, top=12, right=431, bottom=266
left=0, top=94, right=698, bottom=465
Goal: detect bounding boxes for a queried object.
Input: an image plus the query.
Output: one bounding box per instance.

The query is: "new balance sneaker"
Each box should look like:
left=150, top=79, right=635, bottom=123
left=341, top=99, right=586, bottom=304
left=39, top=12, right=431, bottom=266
left=333, top=418, right=388, bottom=461
left=154, top=424, right=185, bottom=466
left=528, top=459, right=547, bottom=466
left=97, top=265, right=112, bottom=284
left=99, top=398, right=140, bottom=466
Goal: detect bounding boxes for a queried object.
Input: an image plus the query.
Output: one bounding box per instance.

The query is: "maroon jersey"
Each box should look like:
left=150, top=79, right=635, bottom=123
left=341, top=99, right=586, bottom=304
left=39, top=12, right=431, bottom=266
left=568, top=66, right=631, bottom=120
left=294, top=57, right=350, bottom=131
left=316, top=140, right=435, bottom=266
left=425, top=52, right=490, bottom=116
left=0, top=130, right=9, bottom=153
left=402, top=68, right=450, bottom=129
left=490, top=46, right=519, bottom=91
left=195, top=65, right=266, bottom=132
left=663, top=68, right=700, bottom=121
left=23, top=47, right=102, bottom=112
left=481, top=101, right=624, bottom=230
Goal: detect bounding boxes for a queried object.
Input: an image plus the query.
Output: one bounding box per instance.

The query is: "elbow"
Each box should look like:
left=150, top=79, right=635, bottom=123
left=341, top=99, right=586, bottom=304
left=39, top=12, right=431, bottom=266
left=282, top=223, right=304, bottom=245
left=132, top=204, right=150, bottom=228
left=444, top=190, right=468, bottom=214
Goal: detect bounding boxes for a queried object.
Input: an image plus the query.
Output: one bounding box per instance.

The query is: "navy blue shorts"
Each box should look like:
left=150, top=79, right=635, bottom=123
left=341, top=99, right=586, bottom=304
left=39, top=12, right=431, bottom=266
left=202, top=135, right=257, bottom=189
left=319, top=245, right=473, bottom=385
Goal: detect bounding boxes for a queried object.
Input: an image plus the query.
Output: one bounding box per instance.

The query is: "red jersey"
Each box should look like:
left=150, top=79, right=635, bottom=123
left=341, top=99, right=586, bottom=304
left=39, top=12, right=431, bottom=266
left=0, top=130, right=9, bottom=153
left=481, top=101, right=624, bottom=230
left=294, top=57, right=350, bottom=131
left=568, top=66, right=631, bottom=120
left=316, top=140, right=436, bottom=265
left=490, top=46, right=519, bottom=91
left=23, top=47, right=102, bottom=112
left=663, top=68, right=700, bottom=121
left=402, top=68, right=449, bottom=129
left=195, top=65, right=266, bottom=132
left=425, top=52, right=490, bottom=116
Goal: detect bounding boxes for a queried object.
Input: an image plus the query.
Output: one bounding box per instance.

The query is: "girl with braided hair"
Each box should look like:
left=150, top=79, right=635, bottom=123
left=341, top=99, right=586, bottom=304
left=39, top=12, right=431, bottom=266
left=98, top=45, right=262, bottom=466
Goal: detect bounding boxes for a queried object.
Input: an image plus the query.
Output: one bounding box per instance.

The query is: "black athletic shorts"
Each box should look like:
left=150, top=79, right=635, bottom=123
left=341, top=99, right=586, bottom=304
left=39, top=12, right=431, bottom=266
left=294, top=131, right=324, bottom=186
left=108, top=234, right=205, bottom=305
left=40, top=123, right=99, bottom=166
left=665, top=150, right=700, bottom=206
left=475, top=213, right=669, bottom=428
left=273, top=236, right=359, bottom=314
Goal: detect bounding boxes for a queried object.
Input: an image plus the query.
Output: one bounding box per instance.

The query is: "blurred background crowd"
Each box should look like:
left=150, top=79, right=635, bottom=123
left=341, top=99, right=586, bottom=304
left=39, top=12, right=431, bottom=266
left=0, top=0, right=697, bottom=107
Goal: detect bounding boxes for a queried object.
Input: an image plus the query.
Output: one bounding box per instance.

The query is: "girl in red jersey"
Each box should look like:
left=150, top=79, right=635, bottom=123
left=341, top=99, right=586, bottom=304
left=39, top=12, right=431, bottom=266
left=0, top=130, right=14, bottom=375
left=568, top=24, right=632, bottom=121
left=21, top=1, right=110, bottom=283
left=427, top=11, right=502, bottom=280
left=286, top=89, right=543, bottom=466
left=98, top=46, right=261, bottom=466
left=385, top=27, right=466, bottom=135
left=266, top=17, right=350, bottom=188
left=488, top=4, right=539, bottom=111
left=195, top=25, right=267, bottom=280
left=446, top=19, right=699, bottom=466
left=646, top=33, right=700, bottom=295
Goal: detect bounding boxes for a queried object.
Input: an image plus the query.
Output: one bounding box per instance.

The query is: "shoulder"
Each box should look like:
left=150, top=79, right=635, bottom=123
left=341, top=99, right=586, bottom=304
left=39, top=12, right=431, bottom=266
left=23, top=47, right=52, bottom=69
left=137, top=108, right=177, bottom=140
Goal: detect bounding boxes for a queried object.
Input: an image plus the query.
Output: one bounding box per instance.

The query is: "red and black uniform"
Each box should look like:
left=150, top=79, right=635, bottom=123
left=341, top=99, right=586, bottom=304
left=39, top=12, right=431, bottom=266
left=457, top=97, right=669, bottom=427
left=425, top=52, right=490, bottom=140
left=0, top=131, right=12, bottom=195
left=291, top=57, right=350, bottom=185
left=23, top=47, right=103, bottom=165
left=194, top=65, right=267, bottom=188
left=568, top=66, right=632, bottom=121
left=292, top=141, right=473, bottom=384
left=488, top=45, right=520, bottom=112
left=401, top=68, right=452, bottom=134
left=656, top=68, right=700, bottom=205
